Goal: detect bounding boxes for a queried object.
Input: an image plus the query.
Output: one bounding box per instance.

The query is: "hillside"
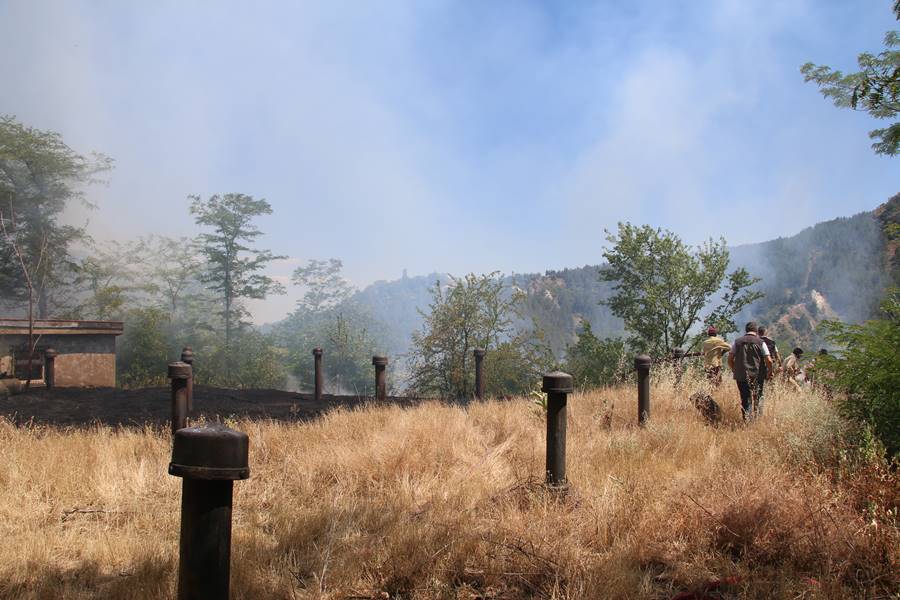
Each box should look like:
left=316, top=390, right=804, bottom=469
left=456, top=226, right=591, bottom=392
left=347, top=196, right=898, bottom=356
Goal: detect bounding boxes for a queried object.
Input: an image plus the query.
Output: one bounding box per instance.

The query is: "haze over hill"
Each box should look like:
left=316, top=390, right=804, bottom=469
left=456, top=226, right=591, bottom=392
left=334, top=195, right=899, bottom=357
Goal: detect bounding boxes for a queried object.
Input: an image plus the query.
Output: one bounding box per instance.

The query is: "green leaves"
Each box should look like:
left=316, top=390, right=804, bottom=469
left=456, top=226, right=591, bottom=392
left=601, top=223, right=761, bottom=356
left=816, top=289, right=900, bottom=458
left=189, top=193, right=286, bottom=348
left=801, top=9, right=900, bottom=156
left=407, top=273, right=551, bottom=399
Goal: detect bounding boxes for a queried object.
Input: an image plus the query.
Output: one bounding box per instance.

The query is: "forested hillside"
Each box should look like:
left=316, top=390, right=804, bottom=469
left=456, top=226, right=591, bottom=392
left=348, top=197, right=898, bottom=356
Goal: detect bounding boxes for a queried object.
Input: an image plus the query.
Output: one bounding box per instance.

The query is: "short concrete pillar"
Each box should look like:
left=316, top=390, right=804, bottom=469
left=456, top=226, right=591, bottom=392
left=473, top=348, right=486, bottom=400
left=313, top=348, right=323, bottom=401
left=635, top=355, right=652, bottom=426
left=44, top=348, right=58, bottom=390
left=372, top=355, right=388, bottom=401
left=169, top=362, right=191, bottom=435
left=169, top=424, right=250, bottom=600
left=542, top=371, right=573, bottom=490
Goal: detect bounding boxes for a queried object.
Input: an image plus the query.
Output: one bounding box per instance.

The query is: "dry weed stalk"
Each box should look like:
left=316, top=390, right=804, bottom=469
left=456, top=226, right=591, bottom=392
left=0, top=370, right=896, bottom=599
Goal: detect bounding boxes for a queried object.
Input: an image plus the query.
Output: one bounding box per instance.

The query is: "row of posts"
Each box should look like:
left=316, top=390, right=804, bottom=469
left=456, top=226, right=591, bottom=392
left=163, top=348, right=656, bottom=598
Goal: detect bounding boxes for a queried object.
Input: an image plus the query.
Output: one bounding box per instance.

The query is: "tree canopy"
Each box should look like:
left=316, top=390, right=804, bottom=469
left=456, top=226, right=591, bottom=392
left=190, top=193, right=285, bottom=348
left=601, top=223, right=762, bottom=356
left=801, top=4, right=900, bottom=156
left=0, top=115, right=112, bottom=316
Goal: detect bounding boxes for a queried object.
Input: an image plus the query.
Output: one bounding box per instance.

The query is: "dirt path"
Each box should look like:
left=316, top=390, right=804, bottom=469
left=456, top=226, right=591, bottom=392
left=0, top=386, right=426, bottom=428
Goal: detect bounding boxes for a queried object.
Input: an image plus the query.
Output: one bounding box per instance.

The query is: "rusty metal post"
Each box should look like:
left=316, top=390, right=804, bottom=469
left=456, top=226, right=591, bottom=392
left=169, top=362, right=191, bottom=435
left=44, top=348, right=58, bottom=390
left=542, top=371, right=573, bottom=491
left=372, top=356, right=388, bottom=401
left=474, top=348, right=485, bottom=400
left=313, top=348, right=323, bottom=402
left=181, top=347, right=194, bottom=411
left=635, top=355, right=652, bottom=426
left=169, top=424, right=250, bottom=600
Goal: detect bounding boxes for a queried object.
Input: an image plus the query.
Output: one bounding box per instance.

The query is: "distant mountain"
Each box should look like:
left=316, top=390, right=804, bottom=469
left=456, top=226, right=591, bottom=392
left=349, top=195, right=898, bottom=357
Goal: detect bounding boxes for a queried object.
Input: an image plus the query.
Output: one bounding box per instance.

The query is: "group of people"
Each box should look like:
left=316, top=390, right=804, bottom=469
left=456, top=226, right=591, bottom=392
left=700, top=322, right=823, bottom=421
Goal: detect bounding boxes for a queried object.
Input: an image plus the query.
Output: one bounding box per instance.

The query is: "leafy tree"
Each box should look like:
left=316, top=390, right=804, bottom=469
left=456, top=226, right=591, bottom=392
left=816, top=289, right=900, bottom=458
left=189, top=193, right=285, bottom=349
left=801, top=4, right=900, bottom=155
left=601, top=223, right=762, bottom=357
left=135, top=235, right=204, bottom=314
left=72, top=240, right=143, bottom=320
left=292, top=258, right=352, bottom=312
left=202, top=329, right=287, bottom=390
left=117, top=307, right=170, bottom=388
left=0, top=115, right=113, bottom=316
left=408, top=272, right=551, bottom=399
left=274, top=258, right=388, bottom=393
left=564, top=322, right=627, bottom=390
left=323, top=312, right=381, bottom=394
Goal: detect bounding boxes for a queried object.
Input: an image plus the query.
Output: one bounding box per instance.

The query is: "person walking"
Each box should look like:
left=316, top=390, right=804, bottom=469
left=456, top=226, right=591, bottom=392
left=757, top=326, right=781, bottom=373
left=728, top=321, right=773, bottom=421
left=782, top=347, right=805, bottom=391
left=701, top=326, right=731, bottom=386
left=756, top=326, right=780, bottom=406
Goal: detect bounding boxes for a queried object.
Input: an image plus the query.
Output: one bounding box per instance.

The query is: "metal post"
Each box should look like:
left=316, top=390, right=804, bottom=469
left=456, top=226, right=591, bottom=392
left=313, top=348, right=323, bottom=402
left=635, top=355, right=652, bottom=426
left=44, top=348, right=57, bottom=390
left=169, top=362, right=191, bottom=435
left=181, top=347, right=194, bottom=411
left=169, top=424, right=250, bottom=600
left=474, top=348, right=485, bottom=400
left=372, top=356, right=388, bottom=401
left=542, top=371, right=573, bottom=490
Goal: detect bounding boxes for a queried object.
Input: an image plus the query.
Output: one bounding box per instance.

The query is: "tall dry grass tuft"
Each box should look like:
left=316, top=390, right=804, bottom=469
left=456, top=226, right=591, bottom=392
left=0, top=368, right=896, bottom=599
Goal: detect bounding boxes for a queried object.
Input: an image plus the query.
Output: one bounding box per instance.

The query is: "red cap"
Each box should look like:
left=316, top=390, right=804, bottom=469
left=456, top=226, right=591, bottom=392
left=707, top=326, right=717, bottom=336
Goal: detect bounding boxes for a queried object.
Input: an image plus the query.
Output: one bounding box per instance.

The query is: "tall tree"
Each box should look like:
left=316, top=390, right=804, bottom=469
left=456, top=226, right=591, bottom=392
left=135, top=235, right=204, bottom=314
left=601, top=223, right=762, bottom=357
left=189, top=193, right=285, bottom=349
left=801, top=3, right=900, bottom=155
left=0, top=115, right=112, bottom=316
left=292, top=258, right=353, bottom=313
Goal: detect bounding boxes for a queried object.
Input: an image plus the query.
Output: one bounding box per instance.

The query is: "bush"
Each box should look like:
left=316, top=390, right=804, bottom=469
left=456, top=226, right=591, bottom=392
left=564, top=322, right=627, bottom=390
left=817, top=289, right=900, bottom=458
left=116, top=307, right=170, bottom=388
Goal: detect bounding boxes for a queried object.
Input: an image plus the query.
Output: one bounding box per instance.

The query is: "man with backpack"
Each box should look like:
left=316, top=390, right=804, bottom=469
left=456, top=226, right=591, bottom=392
left=728, top=321, right=773, bottom=421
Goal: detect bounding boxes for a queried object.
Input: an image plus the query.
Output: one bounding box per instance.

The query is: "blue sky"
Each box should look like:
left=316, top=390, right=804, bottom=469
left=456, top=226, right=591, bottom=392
left=1, top=0, right=897, bottom=322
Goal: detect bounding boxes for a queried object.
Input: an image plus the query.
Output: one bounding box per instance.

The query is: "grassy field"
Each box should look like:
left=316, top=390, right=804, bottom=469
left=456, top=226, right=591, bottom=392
left=0, top=371, right=897, bottom=599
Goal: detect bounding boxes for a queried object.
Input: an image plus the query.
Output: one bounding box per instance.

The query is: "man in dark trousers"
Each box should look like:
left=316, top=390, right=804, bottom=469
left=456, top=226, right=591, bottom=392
left=728, top=321, right=773, bottom=421
left=757, top=325, right=781, bottom=408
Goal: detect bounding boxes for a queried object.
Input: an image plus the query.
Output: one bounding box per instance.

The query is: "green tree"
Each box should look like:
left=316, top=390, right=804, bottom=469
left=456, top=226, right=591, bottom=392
left=72, top=240, right=143, bottom=320
left=292, top=258, right=352, bottom=312
left=324, top=312, right=381, bottom=394
left=801, top=4, right=900, bottom=155
left=134, top=235, right=204, bottom=314
left=601, top=223, right=762, bottom=357
left=117, top=306, right=170, bottom=388
left=202, top=329, right=287, bottom=390
left=189, top=193, right=285, bottom=350
left=0, top=115, right=112, bottom=316
left=564, top=322, right=626, bottom=390
left=408, top=273, right=551, bottom=399
left=816, top=289, right=900, bottom=458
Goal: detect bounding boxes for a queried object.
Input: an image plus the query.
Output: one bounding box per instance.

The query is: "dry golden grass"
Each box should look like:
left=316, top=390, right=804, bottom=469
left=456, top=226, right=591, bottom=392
left=0, top=370, right=897, bottom=599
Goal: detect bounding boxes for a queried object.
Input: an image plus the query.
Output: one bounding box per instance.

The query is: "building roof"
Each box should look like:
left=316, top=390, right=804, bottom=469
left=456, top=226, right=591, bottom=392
left=0, top=319, right=124, bottom=336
